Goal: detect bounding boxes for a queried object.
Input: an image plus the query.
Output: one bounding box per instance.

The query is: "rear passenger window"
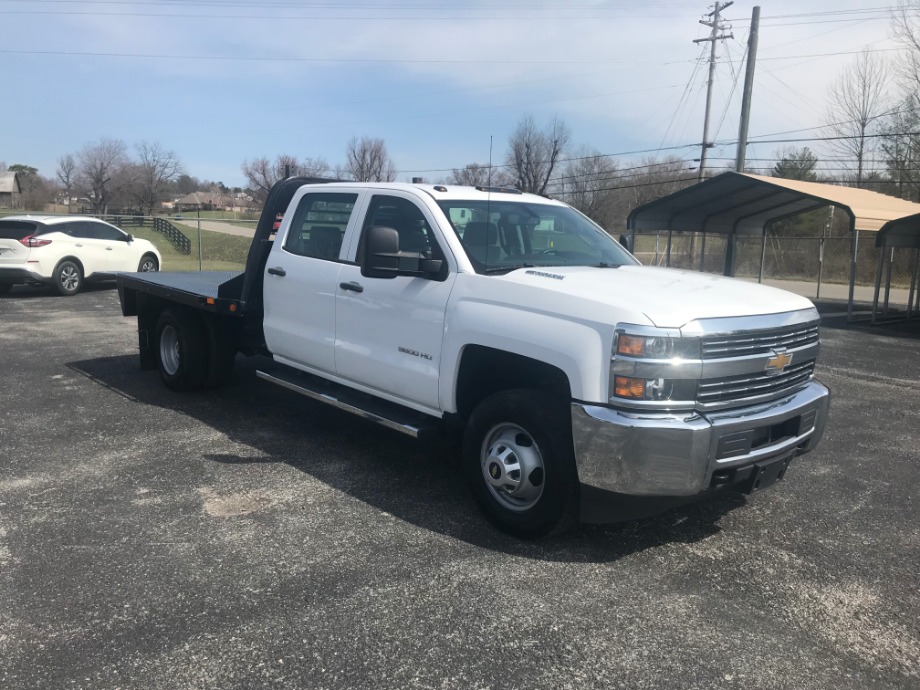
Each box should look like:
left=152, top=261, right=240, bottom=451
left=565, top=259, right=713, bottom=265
left=0, top=220, right=39, bottom=240
left=283, top=193, right=358, bottom=260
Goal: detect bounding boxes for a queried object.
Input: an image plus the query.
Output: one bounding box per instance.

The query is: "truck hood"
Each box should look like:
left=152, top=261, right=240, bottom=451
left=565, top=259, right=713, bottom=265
left=494, top=264, right=815, bottom=328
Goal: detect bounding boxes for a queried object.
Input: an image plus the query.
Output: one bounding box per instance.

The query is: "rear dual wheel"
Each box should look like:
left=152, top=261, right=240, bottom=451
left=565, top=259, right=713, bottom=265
left=154, top=308, right=236, bottom=391
left=155, top=309, right=208, bottom=391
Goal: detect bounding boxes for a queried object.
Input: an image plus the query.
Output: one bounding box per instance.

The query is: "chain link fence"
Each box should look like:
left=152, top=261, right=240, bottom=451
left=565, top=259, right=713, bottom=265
left=634, top=231, right=920, bottom=314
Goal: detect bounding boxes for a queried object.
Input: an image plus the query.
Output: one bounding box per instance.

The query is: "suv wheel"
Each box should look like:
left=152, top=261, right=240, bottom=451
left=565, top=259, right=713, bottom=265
left=138, top=254, right=159, bottom=272
left=54, top=260, right=83, bottom=296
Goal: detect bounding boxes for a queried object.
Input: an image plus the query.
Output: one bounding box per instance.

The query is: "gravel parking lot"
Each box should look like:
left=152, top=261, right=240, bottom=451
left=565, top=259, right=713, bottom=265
left=1, top=284, right=918, bottom=689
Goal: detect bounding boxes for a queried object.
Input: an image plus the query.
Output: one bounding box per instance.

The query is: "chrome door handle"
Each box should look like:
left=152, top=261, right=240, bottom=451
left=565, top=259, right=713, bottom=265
left=267, top=267, right=286, bottom=276
left=339, top=281, right=364, bottom=293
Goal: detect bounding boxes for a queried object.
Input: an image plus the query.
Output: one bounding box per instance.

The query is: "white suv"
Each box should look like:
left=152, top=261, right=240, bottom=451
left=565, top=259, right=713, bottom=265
left=0, top=215, right=162, bottom=296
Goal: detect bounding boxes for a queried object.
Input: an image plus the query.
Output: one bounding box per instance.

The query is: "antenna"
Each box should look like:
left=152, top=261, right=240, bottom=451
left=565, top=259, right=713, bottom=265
left=487, top=135, right=493, bottom=187
left=485, top=136, right=493, bottom=265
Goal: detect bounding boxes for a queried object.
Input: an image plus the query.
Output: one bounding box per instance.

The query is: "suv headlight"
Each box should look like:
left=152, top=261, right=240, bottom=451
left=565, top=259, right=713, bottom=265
left=610, top=327, right=701, bottom=405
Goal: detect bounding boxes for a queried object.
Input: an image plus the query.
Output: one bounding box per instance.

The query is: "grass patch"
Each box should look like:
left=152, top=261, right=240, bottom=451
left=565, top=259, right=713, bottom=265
left=126, top=224, right=251, bottom=271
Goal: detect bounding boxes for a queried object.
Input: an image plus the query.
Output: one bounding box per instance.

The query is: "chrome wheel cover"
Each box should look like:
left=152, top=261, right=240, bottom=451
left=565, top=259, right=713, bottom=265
left=480, top=423, right=545, bottom=512
left=139, top=258, right=157, bottom=272
left=159, top=324, right=180, bottom=376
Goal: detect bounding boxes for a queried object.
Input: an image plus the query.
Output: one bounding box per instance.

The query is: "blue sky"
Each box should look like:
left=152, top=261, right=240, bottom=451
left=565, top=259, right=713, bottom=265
left=0, top=1, right=899, bottom=188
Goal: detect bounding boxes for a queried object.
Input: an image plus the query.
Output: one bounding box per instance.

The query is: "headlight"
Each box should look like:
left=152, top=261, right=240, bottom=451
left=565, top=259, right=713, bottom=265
left=609, top=327, right=701, bottom=405
left=614, top=332, right=700, bottom=360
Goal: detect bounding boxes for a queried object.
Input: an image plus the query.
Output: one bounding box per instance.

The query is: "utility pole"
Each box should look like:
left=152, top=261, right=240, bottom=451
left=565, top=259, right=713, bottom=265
left=694, top=1, right=733, bottom=181
left=735, top=6, right=760, bottom=172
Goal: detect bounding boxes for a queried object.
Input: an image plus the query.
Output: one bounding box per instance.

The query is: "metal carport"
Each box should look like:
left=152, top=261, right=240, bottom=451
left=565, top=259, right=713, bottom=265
left=627, top=172, right=920, bottom=321
left=872, top=213, right=920, bottom=322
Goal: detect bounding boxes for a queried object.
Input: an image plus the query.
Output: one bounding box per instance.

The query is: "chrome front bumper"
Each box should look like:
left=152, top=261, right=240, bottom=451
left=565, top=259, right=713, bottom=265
left=571, top=381, right=830, bottom=496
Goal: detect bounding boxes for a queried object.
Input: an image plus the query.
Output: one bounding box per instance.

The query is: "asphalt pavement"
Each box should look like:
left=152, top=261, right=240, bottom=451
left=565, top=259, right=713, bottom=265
left=1, top=283, right=918, bottom=689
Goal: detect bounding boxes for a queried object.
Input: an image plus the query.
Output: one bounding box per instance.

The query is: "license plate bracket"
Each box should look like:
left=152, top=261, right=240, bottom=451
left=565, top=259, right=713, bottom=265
left=740, top=455, right=792, bottom=494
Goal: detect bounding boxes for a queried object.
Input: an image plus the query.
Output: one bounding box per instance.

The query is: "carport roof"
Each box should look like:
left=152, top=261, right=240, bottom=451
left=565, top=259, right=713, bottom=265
left=627, top=171, right=920, bottom=235
left=877, top=212, right=920, bottom=248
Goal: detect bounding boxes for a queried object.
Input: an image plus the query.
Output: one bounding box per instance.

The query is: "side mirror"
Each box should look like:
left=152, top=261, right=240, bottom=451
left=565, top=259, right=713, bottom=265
left=364, top=226, right=400, bottom=278
left=618, top=233, right=632, bottom=252
left=363, top=226, right=443, bottom=279
left=126, top=233, right=134, bottom=242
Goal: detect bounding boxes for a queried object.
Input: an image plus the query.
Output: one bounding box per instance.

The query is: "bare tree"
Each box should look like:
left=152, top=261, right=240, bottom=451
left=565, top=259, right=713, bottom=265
left=446, top=163, right=491, bottom=187
left=56, top=154, right=76, bottom=207
left=129, top=141, right=183, bottom=215
left=76, top=138, right=128, bottom=214
left=343, top=137, right=396, bottom=182
left=241, top=154, right=329, bottom=202
left=445, top=163, right=514, bottom=187
left=560, top=148, right=619, bottom=224
left=824, top=51, right=888, bottom=186
left=505, top=115, right=570, bottom=195
left=893, top=1, right=920, bottom=94
left=879, top=96, right=920, bottom=199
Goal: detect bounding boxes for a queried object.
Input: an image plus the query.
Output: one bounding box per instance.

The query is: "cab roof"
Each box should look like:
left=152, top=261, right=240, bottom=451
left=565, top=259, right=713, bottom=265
left=299, top=181, right=567, bottom=206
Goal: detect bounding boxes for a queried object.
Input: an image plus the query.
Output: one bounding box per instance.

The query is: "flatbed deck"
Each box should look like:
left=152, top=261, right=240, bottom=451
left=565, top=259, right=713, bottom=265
left=117, top=270, right=244, bottom=315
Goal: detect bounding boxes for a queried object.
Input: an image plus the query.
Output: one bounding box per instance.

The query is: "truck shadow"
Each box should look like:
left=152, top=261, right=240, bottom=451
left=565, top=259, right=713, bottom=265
left=68, top=353, right=748, bottom=564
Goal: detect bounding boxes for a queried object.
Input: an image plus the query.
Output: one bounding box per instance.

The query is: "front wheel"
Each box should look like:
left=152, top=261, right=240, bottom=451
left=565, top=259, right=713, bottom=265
left=0, top=283, right=12, bottom=296
left=54, top=260, right=83, bottom=296
left=138, top=254, right=159, bottom=272
left=155, top=308, right=208, bottom=391
left=463, top=389, right=579, bottom=538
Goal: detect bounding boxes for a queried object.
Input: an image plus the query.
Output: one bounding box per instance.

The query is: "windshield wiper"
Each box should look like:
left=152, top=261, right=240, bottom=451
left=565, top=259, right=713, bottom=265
left=481, top=263, right=535, bottom=274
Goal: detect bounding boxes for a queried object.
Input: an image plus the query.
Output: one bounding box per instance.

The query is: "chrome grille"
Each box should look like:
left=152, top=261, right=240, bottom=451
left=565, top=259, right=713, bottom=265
left=697, top=360, right=816, bottom=404
left=701, top=322, right=819, bottom=360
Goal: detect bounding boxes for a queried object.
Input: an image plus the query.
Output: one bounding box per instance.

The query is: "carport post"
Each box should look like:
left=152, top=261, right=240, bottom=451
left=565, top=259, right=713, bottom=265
left=723, top=231, right=737, bottom=276
left=871, top=246, right=884, bottom=325
left=666, top=229, right=673, bottom=267
left=908, top=247, right=919, bottom=319
left=699, top=231, right=707, bottom=271
left=816, top=237, right=825, bottom=300
left=758, top=231, right=767, bottom=283
left=883, top=246, right=895, bottom=316
left=847, top=227, right=858, bottom=322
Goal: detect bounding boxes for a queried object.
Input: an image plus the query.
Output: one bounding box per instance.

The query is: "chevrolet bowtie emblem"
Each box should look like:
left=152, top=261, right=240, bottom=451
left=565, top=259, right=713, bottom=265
left=765, top=349, right=793, bottom=375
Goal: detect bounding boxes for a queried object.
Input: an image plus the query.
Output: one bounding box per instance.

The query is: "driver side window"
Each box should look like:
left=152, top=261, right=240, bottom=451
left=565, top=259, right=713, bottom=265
left=357, top=195, right=440, bottom=263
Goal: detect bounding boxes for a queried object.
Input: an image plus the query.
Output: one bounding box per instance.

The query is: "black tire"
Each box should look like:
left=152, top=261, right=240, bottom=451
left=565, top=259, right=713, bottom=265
left=154, top=308, right=208, bottom=391
left=463, top=389, right=579, bottom=538
left=54, top=260, right=83, bottom=296
left=0, top=283, right=12, bottom=296
left=138, top=254, right=159, bottom=272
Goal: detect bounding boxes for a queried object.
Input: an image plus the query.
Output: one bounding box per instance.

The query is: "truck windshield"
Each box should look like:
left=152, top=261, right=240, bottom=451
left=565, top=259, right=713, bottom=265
left=437, top=199, right=637, bottom=274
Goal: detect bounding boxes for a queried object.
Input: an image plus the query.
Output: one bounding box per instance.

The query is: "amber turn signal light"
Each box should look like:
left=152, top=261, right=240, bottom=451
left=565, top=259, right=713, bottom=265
left=614, top=375, right=646, bottom=399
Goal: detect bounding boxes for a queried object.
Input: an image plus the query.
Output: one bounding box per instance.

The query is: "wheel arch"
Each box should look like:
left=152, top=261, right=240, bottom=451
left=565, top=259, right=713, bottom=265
left=454, top=345, right=572, bottom=422
left=54, top=255, right=85, bottom=275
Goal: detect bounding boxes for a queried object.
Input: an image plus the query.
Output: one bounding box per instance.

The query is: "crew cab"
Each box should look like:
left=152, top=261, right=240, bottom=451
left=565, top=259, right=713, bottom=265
left=116, top=177, right=830, bottom=537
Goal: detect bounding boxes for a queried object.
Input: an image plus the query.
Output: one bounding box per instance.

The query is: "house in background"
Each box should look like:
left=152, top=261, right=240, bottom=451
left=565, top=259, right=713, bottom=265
left=0, top=171, right=21, bottom=208
left=175, top=191, right=237, bottom=212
